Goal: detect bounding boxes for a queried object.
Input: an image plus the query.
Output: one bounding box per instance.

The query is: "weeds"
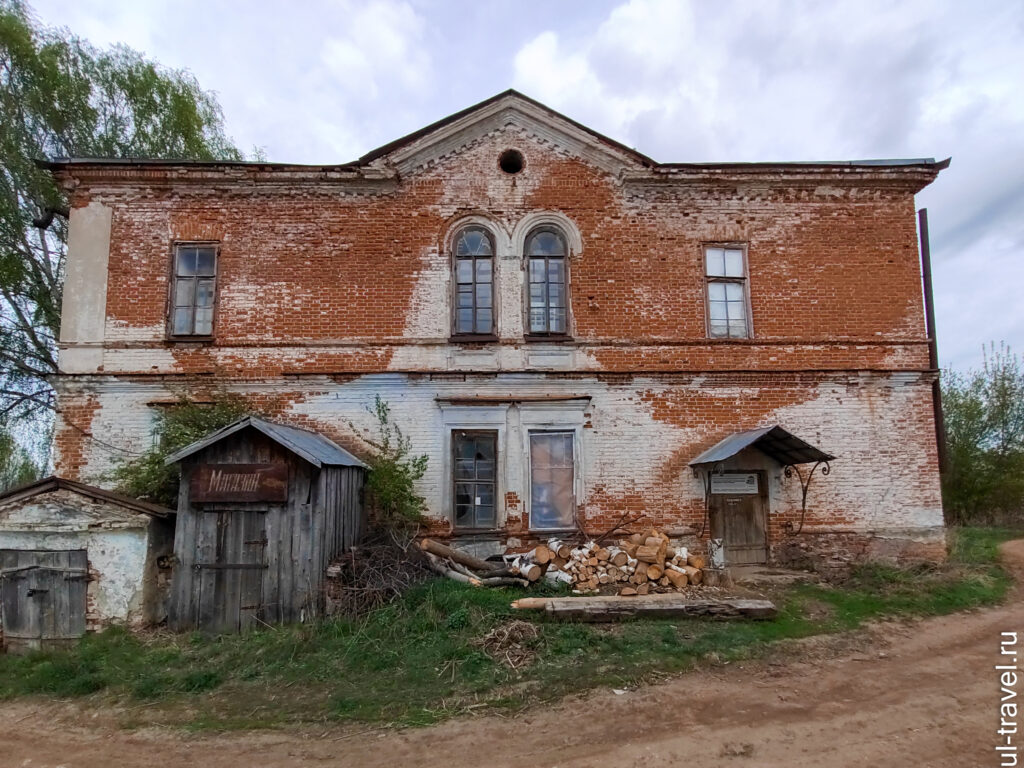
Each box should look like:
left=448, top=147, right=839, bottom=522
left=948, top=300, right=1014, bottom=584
left=0, top=527, right=1015, bottom=730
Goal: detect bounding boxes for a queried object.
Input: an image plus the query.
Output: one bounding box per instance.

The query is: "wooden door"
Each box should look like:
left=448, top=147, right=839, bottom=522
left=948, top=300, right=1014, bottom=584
left=195, top=510, right=268, bottom=633
left=709, top=473, right=768, bottom=565
left=0, top=550, right=88, bottom=653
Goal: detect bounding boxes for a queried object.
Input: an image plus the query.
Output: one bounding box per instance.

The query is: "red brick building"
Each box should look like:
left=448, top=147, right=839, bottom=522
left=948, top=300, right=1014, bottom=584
left=46, top=90, right=948, bottom=568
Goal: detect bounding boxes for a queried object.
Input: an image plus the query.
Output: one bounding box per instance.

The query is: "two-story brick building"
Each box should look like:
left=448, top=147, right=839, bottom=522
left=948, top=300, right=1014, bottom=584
left=44, top=90, right=949, bottom=568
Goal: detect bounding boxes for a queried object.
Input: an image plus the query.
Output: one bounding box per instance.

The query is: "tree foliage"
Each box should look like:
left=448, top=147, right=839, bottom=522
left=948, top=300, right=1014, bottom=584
left=942, top=342, right=1024, bottom=524
left=0, top=0, right=242, bottom=425
left=108, top=395, right=251, bottom=507
left=0, top=422, right=39, bottom=490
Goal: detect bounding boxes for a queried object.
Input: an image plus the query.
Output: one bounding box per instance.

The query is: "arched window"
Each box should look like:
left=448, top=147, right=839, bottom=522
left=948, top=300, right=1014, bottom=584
left=452, top=227, right=495, bottom=336
left=525, top=228, right=568, bottom=335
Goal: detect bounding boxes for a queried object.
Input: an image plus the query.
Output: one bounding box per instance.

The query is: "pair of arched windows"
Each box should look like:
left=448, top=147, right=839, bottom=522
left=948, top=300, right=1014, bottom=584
left=452, top=226, right=569, bottom=337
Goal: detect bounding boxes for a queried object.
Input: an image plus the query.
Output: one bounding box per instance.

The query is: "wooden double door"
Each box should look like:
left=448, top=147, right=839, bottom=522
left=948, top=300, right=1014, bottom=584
left=0, top=550, right=88, bottom=653
left=194, top=509, right=268, bottom=633
left=709, top=471, right=769, bottom=566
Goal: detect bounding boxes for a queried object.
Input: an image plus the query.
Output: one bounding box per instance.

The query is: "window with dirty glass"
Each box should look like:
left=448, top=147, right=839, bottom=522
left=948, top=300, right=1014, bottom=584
left=526, top=228, right=568, bottom=335
left=453, top=227, right=495, bottom=335
left=171, top=244, right=217, bottom=336
left=704, top=245, right=749, bottom=339
left=453, top=431, right=497, bottom=529
left=529, top=431, right=575, bottom=529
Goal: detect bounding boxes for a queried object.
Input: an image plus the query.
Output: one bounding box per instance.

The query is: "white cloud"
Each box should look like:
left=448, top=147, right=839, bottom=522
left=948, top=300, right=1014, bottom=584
left=26, top=0, right=1024, bottom=369
left=512, top=0, right=1024, bottom=368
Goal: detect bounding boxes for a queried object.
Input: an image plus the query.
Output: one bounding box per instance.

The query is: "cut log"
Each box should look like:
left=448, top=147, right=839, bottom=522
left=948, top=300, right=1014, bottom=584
left=420, top=539, right=498, bottom=572
left=646, top=564, right=663, bottom=580
left=478, top=576, right=530, bottom=587
left=666, top=570, right=688, bottom=589
left=687, top=553, right=708, bottom=570
left=635, top=544, right=660, bottom=563
left=609, top=549, right=629, bottom=567
left=619, top=587, right=638, bottom=596
left=510, top=594, right=779, bottom=621
left=596, top=548, right=610, bottom=562
left=424, top=552, right=482, bottom=586
left=552, top=556, right=568, bottom=569
left=628, top=533, right=644, bottom=545
left=533, top=545, right=553, bottom=565
left=681, top=565, right=703, bottom=585
left=636, top=583, right=650, bottom=595
left=544, top=568, right=574, bottom=586
left=658, top=576, right=671, bottom=587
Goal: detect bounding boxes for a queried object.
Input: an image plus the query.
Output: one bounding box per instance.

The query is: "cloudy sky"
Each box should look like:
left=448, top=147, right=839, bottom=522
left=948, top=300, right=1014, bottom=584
left=30, top=0, right=1023, bottom=371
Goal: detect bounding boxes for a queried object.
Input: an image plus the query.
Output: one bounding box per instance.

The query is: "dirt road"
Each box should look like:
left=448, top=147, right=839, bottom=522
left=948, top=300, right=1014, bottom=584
left=3, top=541, right=1022, bottom=768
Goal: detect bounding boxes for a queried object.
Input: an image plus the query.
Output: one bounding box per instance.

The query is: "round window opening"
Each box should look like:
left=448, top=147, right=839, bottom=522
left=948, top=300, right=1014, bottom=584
left=499, top=149, right=524, bottom=175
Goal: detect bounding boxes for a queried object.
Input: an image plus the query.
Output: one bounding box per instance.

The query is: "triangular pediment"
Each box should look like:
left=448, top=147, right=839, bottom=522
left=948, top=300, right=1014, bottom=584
left=359, top=90, right=654, bottom=177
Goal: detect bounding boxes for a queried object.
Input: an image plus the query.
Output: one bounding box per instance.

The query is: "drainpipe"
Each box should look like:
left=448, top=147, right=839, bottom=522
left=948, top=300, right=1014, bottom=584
left=918, top=208, right=947, bottom=475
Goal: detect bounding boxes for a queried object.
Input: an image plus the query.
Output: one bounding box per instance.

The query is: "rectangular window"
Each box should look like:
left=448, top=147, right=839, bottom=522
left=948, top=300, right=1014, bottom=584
left=452, top=430, right=496, bottom=529
left=171, top=244, right=217, bottom=336
left=704, top=245, right=749, bottom=339
left=529, top=431, right=575, bottom=530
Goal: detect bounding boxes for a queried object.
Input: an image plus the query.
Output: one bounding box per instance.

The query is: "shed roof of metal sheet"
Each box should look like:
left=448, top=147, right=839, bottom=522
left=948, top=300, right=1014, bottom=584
left=163, top=416, right=369, bottom=469
left=689, top=425, right=835, bottom=468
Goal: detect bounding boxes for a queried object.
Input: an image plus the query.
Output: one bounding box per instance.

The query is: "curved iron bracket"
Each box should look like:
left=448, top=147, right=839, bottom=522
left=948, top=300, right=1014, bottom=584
left=782, top=460, right=830, bottom=535
left=692, top=462, right=726, bottom=538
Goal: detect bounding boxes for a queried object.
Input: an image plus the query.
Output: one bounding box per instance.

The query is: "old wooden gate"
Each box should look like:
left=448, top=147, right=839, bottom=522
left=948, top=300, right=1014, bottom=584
left=709, top=472, right=768, bottom=565
left=0, top=550, right=88, bottom=653
left=195, top=510, right=268, bottom=633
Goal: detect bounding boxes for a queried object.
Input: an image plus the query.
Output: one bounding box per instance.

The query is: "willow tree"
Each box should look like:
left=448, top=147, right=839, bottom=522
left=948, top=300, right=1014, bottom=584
left=0, top=0, right=242, bottom=437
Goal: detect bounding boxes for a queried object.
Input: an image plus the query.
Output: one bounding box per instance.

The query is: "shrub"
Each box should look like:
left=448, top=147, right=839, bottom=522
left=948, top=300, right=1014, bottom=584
left=358, top=396, right=429, bottom=544
left=107, top=394, right=251, bottom=506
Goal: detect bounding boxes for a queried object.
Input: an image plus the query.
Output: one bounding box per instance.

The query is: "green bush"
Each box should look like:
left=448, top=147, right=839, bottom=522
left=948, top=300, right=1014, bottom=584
left=358, top=396, right=429, bottom=542
left=107, top=394, right=251, bottom=506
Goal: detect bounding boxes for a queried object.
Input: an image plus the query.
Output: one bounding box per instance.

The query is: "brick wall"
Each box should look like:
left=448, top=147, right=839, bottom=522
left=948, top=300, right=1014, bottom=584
left=49, top=118, right=946, bottom=564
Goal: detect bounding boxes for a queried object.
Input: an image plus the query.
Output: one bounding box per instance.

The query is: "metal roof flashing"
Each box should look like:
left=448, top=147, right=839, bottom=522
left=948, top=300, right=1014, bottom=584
left=163, top=416, right=368, bottom=469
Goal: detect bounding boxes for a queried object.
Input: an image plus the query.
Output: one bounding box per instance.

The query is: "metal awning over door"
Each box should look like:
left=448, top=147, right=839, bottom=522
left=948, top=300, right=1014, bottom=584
left=689, top=425, right=834, bottom=468
left=690, top=425, right=836, bottom=539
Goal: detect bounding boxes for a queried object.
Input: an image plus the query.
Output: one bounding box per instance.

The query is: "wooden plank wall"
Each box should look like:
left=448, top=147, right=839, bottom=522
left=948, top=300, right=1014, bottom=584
left=168, top=428, right=365, bottom=632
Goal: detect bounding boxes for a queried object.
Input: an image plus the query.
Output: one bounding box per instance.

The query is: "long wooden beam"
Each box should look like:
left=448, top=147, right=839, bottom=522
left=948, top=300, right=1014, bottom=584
left=511, top=594, right=777, bottom=621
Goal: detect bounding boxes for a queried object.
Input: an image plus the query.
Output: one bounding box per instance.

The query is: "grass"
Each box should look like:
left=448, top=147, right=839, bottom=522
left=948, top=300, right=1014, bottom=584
left=0, top=526, right=1016, bottom=730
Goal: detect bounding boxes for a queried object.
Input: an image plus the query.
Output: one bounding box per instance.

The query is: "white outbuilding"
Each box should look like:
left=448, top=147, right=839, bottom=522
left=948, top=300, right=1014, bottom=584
left=0, top=476, right=174, bottom=652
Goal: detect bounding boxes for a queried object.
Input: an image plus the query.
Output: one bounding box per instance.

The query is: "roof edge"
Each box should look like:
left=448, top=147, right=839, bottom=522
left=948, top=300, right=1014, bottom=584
left=0, top=476, right=173, bottom=518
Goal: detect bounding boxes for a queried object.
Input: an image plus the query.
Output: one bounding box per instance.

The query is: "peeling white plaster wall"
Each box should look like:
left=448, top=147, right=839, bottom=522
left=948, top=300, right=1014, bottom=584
left=0, top=493, right=152, bottom=626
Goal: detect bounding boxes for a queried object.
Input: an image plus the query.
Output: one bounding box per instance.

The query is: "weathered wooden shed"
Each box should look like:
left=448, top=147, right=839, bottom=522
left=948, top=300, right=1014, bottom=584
left=164, top=416, right=367, bottom=633
left=0, top=477, right=174, bottom=652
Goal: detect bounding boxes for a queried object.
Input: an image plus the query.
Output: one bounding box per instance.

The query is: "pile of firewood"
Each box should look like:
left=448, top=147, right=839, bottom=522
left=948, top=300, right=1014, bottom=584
left=537, top=529, right=706, bottom=595
left=419, top=528, right=711, bottom=596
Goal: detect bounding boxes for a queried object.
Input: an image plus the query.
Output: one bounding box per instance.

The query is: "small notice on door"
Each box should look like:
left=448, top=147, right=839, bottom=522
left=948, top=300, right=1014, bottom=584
left=711, top=473, right=759, bottom=495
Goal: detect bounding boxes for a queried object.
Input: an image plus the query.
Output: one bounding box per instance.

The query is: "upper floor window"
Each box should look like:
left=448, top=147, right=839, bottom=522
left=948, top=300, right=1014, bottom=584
left=453, top=227, right=494, bottom=336
left=704, top=245, right=750, bottom=339
left=526, top=228, right=568, bottom=335
left=170, top=244, right=217, bottom=336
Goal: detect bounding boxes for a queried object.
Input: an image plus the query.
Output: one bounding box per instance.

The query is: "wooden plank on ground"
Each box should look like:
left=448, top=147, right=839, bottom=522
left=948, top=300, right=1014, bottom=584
left=511, top=593, right=777, bottom=621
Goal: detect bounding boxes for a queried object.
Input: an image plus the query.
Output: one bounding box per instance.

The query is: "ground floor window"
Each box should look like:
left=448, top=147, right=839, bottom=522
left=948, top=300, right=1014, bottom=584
left=453, top=430, right=496, bottom=528
left=529, top=431, right=575, bottom=529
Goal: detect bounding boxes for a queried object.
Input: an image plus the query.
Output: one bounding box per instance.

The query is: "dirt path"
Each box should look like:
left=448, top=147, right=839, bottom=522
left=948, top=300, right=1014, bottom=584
left=3, top=541, right=1023, bottom=768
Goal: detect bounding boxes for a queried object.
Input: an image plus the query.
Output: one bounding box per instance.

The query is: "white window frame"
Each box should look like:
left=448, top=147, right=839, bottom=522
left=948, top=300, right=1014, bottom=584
left=703, top=243, right=752, bottom=339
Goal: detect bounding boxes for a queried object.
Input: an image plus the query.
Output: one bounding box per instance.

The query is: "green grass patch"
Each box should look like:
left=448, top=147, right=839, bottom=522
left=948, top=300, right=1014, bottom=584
left=0, top=526, right=1015, bottom=729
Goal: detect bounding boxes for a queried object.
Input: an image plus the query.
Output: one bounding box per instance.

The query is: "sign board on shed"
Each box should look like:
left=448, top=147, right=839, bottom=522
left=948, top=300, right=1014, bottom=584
left=710, top=473, right=759, bottom=495
left=191, top=464, right=288, bottom=502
